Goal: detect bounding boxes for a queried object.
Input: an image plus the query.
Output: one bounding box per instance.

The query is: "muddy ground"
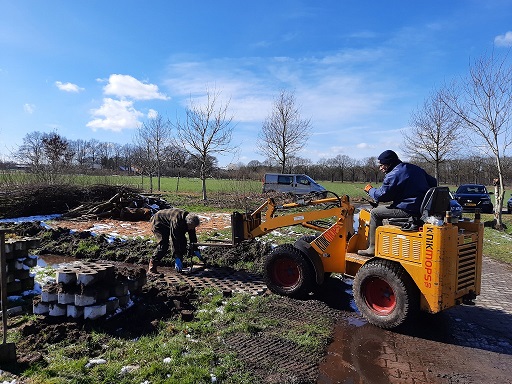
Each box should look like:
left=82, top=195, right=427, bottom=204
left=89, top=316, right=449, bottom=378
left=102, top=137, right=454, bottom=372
left=1, top=186, right=512, bottom=383
left=2, top=214, right=337, bottom=383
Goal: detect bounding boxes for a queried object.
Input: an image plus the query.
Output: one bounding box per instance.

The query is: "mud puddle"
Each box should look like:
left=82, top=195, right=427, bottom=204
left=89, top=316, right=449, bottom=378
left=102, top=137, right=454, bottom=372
left=37, top=253, right=82, bottom=268
left=317, top=316, right=391, bottom=384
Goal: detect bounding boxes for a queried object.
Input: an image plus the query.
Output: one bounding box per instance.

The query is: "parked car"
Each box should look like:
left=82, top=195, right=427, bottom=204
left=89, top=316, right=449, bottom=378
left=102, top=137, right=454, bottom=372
left=449, top=192, right=463, bottom=218
left=262, top=173, right=326, bottom=195
left=507, top=194, right=512, bottom=214
left=453, top=184, right=494, bottom=214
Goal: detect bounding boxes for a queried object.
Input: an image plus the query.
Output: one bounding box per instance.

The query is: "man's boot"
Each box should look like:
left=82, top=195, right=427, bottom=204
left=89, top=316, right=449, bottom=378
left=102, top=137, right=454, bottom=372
left=357, top=228, right=375, bottom=256
left=148, top=260, right=163, bottom=276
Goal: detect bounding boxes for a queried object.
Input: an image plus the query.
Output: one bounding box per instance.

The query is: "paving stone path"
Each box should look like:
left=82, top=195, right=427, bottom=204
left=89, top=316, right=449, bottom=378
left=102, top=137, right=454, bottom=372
left=319, top=256, right=512, bottom=384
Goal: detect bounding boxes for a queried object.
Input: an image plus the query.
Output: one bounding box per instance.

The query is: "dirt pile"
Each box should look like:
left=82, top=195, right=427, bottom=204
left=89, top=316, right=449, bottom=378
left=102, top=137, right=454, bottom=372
left=2, top=224, right=268, bottom=279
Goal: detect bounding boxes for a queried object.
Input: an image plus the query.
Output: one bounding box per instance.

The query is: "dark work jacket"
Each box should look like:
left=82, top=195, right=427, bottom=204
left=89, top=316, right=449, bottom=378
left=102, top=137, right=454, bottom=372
left=368, top=162, right=437, bottom=215
left=151, top=208, right=198, bottom=257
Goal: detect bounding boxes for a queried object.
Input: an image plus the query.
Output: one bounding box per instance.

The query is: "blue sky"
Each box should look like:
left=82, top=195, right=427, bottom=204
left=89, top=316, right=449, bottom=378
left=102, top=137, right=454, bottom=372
left=1, top=1, right=512, bottom=167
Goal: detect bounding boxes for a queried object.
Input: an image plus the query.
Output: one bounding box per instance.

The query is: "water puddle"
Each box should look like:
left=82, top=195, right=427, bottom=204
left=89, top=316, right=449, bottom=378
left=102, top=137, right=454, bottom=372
left=37, top=254, right=80, bottom=268
left=317, top=318, right=390, bottom=384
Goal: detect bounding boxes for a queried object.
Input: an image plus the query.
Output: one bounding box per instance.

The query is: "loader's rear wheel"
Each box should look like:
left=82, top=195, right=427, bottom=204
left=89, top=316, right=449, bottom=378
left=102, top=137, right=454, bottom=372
left=264, top=244, right=313, bottom=298
left=353, top=259, right=418, bottom=329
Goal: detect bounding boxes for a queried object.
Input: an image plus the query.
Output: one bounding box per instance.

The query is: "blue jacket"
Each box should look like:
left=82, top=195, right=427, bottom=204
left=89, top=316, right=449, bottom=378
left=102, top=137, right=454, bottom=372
left=368, top=162, right=437, bottom=215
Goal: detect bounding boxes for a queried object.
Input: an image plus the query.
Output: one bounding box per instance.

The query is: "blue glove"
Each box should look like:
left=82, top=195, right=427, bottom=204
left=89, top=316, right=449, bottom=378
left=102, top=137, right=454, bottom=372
left=174, top=258, right=183, bottom=272
left=193, top=250, right=203, bottom=261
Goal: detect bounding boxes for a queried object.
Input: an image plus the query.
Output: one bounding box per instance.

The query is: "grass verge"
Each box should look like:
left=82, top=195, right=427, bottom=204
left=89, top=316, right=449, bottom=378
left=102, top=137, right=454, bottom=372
left=8, top=290, right=332, bottom=384
left=481, top=212, right=512, bottom=264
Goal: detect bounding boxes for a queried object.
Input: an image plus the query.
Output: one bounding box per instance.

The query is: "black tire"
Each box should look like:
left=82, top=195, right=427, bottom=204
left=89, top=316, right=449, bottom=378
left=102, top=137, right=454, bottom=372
left=264, top=244, right=314, bottom=298
left=298, top=235, right=317, bottom=243
left=353, top=259, right=418, bottom=329
left=295, top=234, right=331, bottom=285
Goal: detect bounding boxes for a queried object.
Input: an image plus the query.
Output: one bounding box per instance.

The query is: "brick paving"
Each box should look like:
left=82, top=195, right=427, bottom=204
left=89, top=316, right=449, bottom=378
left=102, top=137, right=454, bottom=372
left=385, top=256, right=512, bottom=383
left=445, top=256, right=512, bottom=354
left=318, top=256, right=512, bottom=384
left=476, top=256, right=512, bottom=313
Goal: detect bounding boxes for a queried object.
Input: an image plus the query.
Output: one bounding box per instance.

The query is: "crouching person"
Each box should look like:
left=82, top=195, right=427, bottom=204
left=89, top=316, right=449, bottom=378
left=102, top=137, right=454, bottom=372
left=148, top=208, right=201, bottom=275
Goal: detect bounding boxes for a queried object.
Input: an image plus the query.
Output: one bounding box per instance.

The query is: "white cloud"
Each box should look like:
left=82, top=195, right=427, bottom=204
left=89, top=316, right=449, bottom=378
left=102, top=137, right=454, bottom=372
left=494, top=31, right=512, bottom=47
left=23, top=103, right=35, bottom=114
left=147, top=109, right=158, bottom=119
left=161, top=52, right=413, bottom=164
left=104, top=74, right=169, bottom=100
left=87, top=98, right=143, bottom=132
left=55, top=81, right=84, bottom=93
left=164, top=54, right=390, bottom=127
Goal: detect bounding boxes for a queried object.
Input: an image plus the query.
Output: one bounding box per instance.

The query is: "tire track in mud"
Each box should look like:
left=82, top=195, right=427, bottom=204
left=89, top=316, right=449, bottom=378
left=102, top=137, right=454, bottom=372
left=220, top=296, right=344, bottom=384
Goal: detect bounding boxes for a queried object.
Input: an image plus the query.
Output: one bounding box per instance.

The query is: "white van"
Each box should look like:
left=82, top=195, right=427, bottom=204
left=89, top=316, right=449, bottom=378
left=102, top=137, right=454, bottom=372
left=262, top=173, right=327, bottom=195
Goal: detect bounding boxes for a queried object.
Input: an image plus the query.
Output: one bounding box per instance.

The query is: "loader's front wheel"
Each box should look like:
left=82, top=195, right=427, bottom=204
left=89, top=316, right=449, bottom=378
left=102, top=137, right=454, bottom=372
left=353, top=259, right=418, bottom=329
left=264, top=244, right=313, bottom=298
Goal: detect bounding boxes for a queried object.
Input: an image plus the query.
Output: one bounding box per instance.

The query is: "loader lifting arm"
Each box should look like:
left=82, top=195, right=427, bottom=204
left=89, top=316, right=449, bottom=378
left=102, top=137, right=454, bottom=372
left=231, top=194, right=355, bottom=244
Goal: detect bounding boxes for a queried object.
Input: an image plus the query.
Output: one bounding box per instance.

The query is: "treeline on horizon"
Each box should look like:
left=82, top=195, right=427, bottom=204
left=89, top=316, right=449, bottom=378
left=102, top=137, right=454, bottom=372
left=1, top=132, right=511, bottom=187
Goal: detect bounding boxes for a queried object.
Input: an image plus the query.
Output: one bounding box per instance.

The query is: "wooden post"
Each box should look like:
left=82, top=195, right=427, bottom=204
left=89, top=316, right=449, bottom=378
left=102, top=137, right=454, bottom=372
left=0, top=228, right=16, bottom=362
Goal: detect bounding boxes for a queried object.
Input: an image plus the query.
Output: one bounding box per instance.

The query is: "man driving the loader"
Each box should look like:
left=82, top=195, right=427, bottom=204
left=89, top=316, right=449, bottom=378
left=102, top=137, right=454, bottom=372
left=148, top=208, right=201, bottom=275
left=358, top=150, right=437, bottom=257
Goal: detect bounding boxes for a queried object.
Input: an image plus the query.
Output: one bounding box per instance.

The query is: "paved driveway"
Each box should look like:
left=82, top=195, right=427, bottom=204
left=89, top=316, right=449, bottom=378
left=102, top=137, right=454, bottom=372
left=318, top=257, right=512, bottom=384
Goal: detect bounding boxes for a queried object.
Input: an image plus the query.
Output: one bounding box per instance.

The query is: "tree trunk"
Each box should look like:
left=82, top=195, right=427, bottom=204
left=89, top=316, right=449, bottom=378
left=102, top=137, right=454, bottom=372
left=493, top=176, right=504, bottom=230
left=200, top=162, right=207, bottom=200
left=202, top=177, right=207, bottom=201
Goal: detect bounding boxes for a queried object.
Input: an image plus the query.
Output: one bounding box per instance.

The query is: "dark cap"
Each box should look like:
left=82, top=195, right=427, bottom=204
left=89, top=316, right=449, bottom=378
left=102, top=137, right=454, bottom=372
left=378, top=150, right=400, bottom=165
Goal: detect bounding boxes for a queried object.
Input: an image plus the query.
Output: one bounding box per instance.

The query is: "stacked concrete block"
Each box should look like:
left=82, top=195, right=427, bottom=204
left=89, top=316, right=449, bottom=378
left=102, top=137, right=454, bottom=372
left=3, top=237, right=40, bottom=296
left=33, top=261, right=147, bottom=320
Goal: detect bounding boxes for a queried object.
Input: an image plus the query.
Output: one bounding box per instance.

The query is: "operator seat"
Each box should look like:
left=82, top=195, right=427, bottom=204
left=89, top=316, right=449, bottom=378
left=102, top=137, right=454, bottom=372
left=388, top=186, right=451, bottom=231
left=419, top=186, right=451, bottom=222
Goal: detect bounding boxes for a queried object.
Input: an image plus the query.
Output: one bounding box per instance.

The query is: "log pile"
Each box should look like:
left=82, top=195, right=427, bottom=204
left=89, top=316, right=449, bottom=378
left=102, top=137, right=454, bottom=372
left=0, top=184, right=143, bottom=219
left=61, top=191, right=172, bottom=221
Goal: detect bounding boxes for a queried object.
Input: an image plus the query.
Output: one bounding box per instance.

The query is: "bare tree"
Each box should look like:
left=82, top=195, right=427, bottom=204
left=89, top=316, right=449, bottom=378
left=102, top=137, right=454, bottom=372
left=118, top=144, right=135, bottom=174
left=442, top=51, right=512, bottom=228
left=15, top=131, right=72, bottom=182
left=41, top=132, right=71, bottom=183
left=97, top=142, right=110, bottom=170
left=286, top=155, right=311, bottom=174
left=328, top=154, right=354, bottom=183
left=164, top=144, right=188, bottom=170
left=365, top=157, right=381, bottom=183
left=257, top=90, right=311, bottom=173
left=130, top=144, right=154, bottom=190
left=175, top=88, right=234, bottom=200
left=134, top=114, right=172, bottom=191
left=69, top=139, right=91, bottom=171
left=15, top=131, right=45, bottom=173
left=403, top=88, right=461, bottom=180
left=86, top=139, right=101, bottom=170
left=111, top=143, right=123, bottom=171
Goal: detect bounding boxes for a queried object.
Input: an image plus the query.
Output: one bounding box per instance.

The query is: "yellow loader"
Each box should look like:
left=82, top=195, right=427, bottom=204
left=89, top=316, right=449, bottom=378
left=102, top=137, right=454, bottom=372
left=229, top=187, right=483, bottom=329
